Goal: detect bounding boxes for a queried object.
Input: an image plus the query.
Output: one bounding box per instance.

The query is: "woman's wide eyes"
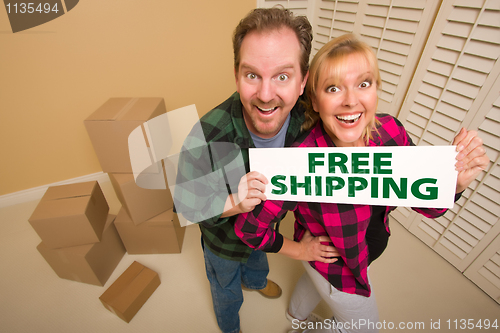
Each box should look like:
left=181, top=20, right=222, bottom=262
left=326, top=80, right=372, bottom=92
left=360, top=80, right=372, bottom=88
left=326, top=86, right=340, bottom=93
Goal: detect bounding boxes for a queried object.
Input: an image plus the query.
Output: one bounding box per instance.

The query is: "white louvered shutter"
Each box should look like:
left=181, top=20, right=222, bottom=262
left=394, top=0, right=500, bottom=302
left=312, top=0, right=359, bottom=49
left=464, top=232, right=500, bottom=304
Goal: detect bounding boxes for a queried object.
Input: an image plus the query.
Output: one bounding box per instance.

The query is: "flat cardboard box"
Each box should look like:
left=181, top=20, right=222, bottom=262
left=36, top=215, right=126, bottom=286
left=29, top=181, right=109, bottom=249
left=84, top=98, right=166, bottom=173
left=99, top=261, right=161, bottom=323
left=109, top=173, right=173, bottom=225
left=115, top=207, right=185, bottom=254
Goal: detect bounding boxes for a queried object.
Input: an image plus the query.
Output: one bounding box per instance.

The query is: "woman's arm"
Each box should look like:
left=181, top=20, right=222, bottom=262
left=279, top=232, right=338, bottom=263
left=235, top=201, right=339, bottom=263
left=411, top=128, right=489, bottom=218
left=234, top=200, right=292, bottom=250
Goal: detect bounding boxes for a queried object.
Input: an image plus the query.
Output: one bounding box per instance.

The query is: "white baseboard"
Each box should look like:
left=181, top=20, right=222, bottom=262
left=0, top=172, right=110, bottom=208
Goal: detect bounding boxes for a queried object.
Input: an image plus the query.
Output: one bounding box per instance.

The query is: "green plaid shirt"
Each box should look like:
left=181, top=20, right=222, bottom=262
left=175, top=92, right=305, bottom=262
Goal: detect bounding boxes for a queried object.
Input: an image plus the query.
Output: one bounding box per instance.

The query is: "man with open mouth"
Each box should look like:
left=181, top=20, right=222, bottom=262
left=174, top=7, right=336, bottom=333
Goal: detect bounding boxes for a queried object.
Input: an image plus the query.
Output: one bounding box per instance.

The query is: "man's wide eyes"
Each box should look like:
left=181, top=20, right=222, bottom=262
left=277, top=74, right=288, bottom=81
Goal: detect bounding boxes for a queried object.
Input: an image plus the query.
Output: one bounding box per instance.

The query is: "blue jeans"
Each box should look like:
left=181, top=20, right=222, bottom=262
left=203, top=240, right=269, bottom=333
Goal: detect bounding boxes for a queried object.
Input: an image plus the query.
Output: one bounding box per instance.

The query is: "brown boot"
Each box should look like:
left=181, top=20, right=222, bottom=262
left=242, top=279, right=282, bottom=299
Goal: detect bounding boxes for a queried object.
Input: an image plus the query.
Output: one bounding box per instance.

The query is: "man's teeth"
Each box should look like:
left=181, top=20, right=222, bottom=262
left=336, top=113, right=361, bottom=123
left=258, top=106, right=277, bottom=112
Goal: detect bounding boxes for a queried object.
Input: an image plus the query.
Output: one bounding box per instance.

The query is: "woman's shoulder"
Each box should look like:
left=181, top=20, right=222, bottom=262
left=292, top=121, right=323, bottom=147
left=375, top=113, right=404, bottom=127
left=374, top=113, right=410, bottom=146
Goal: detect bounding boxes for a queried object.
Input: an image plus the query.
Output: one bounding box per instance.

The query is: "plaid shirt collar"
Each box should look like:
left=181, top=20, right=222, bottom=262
left=229, top=92, right=305, bottom=149
left=308, top=119, right=383, bottom=148
left=229, top=93, right=255, bottom=149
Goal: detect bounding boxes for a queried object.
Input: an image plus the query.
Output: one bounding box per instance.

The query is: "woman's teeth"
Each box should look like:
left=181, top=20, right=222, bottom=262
left=336, top=113, right=361, bottom=124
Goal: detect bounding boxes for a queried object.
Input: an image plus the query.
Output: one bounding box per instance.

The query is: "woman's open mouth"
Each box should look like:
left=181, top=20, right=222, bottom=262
left=336, top=113, right=362, bottom=124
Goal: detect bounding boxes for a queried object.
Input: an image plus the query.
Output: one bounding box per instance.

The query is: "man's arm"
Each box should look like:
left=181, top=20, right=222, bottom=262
left=174, top=130, right=234, bottom=226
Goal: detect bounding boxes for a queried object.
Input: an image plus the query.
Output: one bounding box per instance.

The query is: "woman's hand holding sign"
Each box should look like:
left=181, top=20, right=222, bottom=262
left=453, top=128, right=490, bottom=194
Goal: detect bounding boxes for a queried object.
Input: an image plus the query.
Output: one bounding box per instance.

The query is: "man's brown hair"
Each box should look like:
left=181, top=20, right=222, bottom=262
left=233, top=8, right=313, bottom=79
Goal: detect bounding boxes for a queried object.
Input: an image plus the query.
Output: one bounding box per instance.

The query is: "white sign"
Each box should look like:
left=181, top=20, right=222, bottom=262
left=250, top=146, right=458, bottom=208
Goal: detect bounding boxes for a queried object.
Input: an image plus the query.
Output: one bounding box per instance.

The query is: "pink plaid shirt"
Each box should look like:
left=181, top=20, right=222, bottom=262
left=235, top=114, right=449, bottom=297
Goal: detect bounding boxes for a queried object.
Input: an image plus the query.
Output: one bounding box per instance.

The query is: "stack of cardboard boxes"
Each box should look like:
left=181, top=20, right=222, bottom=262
left=84, top=97, right=185, bottom=254
left=29, top=97, right=188, bottom=322
left=29, top=181, right=125, bottom=286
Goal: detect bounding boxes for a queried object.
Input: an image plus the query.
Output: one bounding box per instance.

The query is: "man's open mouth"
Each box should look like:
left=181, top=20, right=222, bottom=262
left=256, top=106, right=278, bottom=114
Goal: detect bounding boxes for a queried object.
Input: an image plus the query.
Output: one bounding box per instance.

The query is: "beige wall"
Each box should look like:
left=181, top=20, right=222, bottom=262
left=0, top=0, right=256, bottom=196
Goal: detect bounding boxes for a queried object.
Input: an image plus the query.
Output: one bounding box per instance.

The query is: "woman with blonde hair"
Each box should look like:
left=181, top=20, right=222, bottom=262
left=235, top=34, right=488, bottom=332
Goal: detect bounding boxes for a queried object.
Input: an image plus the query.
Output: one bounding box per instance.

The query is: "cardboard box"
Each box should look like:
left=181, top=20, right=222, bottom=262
left=109, top=173, right=172, bottom=225
left=115, top=207, right=185, bottom=254
left=99, top=261, right=161, bottom=323
left=36, top=215, right=126, bottom=286
left=29, top=181, right=109, bottom=249
left=84, top=98, right=166, bottom=173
